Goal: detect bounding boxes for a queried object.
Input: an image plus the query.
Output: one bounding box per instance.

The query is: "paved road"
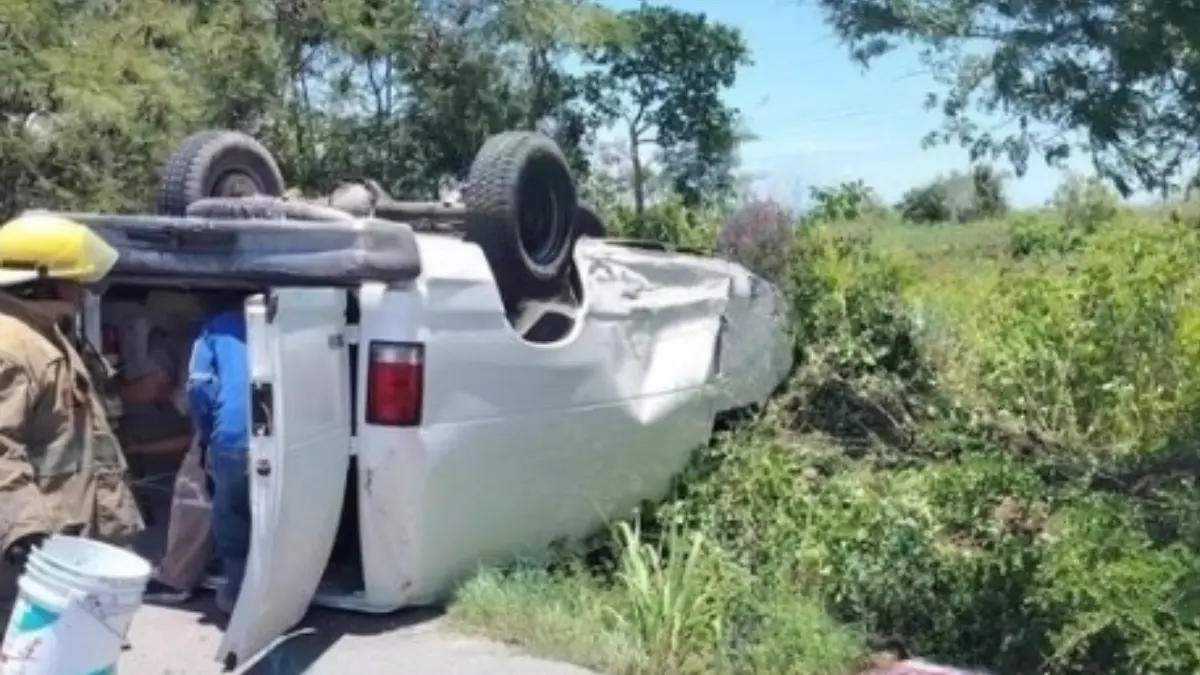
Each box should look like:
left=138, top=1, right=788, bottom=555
left=119, top=595, right=597, bottom=675
left=121, top=501, right=594, bottom=674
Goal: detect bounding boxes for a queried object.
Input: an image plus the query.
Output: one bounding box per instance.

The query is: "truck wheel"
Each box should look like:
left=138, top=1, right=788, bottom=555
left=156, top=130, right=285, bottom=216
left=462, top=131, right=577, bottom=311
left=575, top=202, right=606, bottom=238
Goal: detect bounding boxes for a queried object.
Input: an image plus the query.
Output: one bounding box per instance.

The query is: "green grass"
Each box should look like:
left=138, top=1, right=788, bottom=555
left=838, top=216, right=1012, bottom=259
left=450, top=569, right=649, bottom=673
left=450, top=567, right=867, bottom=675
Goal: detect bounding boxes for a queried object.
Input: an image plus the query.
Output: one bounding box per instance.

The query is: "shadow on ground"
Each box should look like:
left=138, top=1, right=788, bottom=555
left=234, top=605, right=446, bottom=675
left=133, top=516, right=447, bottom=675
left=134, top=589, right=446, bottom=675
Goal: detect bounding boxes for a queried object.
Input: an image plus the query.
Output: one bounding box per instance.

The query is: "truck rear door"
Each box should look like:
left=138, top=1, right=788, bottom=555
left=217, top=289, right=350, bottom=668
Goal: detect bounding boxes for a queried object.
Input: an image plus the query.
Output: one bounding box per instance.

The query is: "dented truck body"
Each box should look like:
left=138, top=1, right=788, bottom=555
left=348, top=236, right=792, bottom=614
left=60, top=209, right=792, bottom=667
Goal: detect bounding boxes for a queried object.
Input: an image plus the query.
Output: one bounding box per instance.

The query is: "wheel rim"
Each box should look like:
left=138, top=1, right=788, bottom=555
left=517, top=178, right=563, bottom=266
left=212, top=171, right=262, bottom=198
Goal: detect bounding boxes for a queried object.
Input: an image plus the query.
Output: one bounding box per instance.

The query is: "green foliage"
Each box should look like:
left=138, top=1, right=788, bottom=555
left=456, top=206, right=1200, bottom=675
left=0, top=0, right=207, bottom=215
left=897, top=165, right=1008, bottom=224
left=806, top=180, right=888, bottom=223
left=0, top=0, right=666, bottom=216
left=811, top=0, right=1200, bottom=195
left=1051, top=174, right=1123, bottom=227
left=897, top=181, right=953, bottom=224
left=606, top=522, right=731, bottom=672
left=1006, top=215, right=1082, bottom=259
left=581, top=4, right=750, bottom=211
left=673, top=209, right=1199, bottom=674
left=9, top=1, right=1200, bottom=671
left=603, top=195, right=720, bottom=252
left=966, top=217, right=1200, bottom=449
left=968, top=165, right=1008, bottom=220
left=1007, top=176, right=1123, bottom=258
left=779, top=226, right=922, bottom=380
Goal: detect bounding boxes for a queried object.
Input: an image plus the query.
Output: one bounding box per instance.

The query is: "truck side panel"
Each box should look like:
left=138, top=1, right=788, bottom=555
left=353, top=236, right=750, bottom=607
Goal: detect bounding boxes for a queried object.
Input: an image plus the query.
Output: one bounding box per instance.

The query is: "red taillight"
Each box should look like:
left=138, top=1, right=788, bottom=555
left=366, top=341, right=423, bottom=427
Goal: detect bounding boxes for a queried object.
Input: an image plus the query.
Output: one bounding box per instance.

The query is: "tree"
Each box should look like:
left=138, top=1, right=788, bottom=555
left=582, top=5, right=749, bottom=214
left=495, top=0, right=616, bottom=177
left=812, top=0, right=1200, bottom=195
left=806, top=180, right=888, bottom=223
left=0, top=0, right=746, bottom=219
left=0, top=0, right=207, bottom=216
left=895, top=165, right=1008, bottom=224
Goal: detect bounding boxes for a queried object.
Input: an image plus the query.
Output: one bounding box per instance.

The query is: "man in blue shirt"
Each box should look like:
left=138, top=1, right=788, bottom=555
left=186, top=302, right=250, bottom=615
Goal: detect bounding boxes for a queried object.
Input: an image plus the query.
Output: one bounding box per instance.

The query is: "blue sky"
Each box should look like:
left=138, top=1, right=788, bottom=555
left=598, top=0, right=1097, bottom=207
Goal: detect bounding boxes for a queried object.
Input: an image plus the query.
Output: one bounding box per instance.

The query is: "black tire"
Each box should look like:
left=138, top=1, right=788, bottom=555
left=462, top=132, right=577, bottom=309
left=156, top=130, right=285, bottom=216
left=185, top=196, right=353, bottom=221
left=574, top=202, right=606, bottom=238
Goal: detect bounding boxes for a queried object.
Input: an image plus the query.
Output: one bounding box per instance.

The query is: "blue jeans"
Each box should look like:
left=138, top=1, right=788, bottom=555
left=207, top=451, right=251, bottom=604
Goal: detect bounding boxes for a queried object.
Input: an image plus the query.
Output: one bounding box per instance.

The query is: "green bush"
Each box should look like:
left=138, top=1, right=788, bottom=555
left=1006, top=214, right=1081, bottom=258
left=897, top=165, right=1009, bottom=225
left=1007, top=176, right=1124, bottom=259
left=453, top=206, right=1200, bottom=675
left=604, top=195, right=720, bottom=251
left=806, top=180, right=889, bottom=224
left=963, top=216, right=1200, bottom=448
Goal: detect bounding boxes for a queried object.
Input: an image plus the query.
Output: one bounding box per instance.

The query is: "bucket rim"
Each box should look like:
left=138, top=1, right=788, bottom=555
left=29, top=553, right=151, bottom=589
left=16, top=564, right=75, bottom=601
left=25, top=556, right=146, bottom=596
left=31, top=536, right=152, bottom=585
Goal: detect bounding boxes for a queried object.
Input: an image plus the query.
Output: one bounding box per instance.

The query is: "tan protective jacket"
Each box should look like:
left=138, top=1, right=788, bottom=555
left=0, top=293, right=144, bottom=553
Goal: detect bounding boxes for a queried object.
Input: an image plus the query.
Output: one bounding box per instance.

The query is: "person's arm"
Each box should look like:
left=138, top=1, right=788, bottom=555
left=186, top=332, right=218, bottom=449
left=0, top=358, right=50, bottom=556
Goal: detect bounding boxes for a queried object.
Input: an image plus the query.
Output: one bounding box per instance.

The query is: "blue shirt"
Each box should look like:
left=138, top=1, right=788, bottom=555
left=187, top=310, right=249, bottom=455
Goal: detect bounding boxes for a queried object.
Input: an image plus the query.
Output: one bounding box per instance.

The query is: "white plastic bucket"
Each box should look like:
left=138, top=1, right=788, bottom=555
left=0, top=536, right=151, bottom=675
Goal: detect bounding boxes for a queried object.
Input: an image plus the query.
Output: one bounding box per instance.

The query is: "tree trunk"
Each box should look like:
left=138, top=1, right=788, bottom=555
left=629, top=123, right=645, bottom=215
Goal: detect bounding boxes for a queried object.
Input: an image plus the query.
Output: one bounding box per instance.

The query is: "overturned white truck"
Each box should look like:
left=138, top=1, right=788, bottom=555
left=45, top=129, right=792, bottom=668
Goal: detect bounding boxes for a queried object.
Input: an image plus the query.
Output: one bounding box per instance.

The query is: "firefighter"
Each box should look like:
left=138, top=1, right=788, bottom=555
left=0, top=213, right=145, bottom=616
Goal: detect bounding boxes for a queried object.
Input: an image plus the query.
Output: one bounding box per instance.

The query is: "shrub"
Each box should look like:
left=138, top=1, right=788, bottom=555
left=806, top=180, right=889, bottom=223
left=1050, top=174, right=1121, bottom=231
left=715, top=197, right=794, bottom=281
left=897, top=166, right=1008, bottom=225
left=674, top=214, right=1200, bottom=674
left=1008, top=176, right=1123, bottom=259
left=605, top=195, right=721, bottom=251
left=897, top=181, right=952, bottom=224
left=453, top=203, right=1200, bottom=675
left=961, top=216, right=1200, bottom=449
left=1006, top=214, right=1080, bottom=258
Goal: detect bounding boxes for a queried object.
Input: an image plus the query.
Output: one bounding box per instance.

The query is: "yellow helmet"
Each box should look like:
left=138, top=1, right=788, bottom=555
left=0, top=213, right=119, bottom=287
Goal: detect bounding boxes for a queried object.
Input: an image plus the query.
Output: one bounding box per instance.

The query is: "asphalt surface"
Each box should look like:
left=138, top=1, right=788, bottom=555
left=120, top=595, right=598, bottom=675
left=121, top=481, right=596, bottom=674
